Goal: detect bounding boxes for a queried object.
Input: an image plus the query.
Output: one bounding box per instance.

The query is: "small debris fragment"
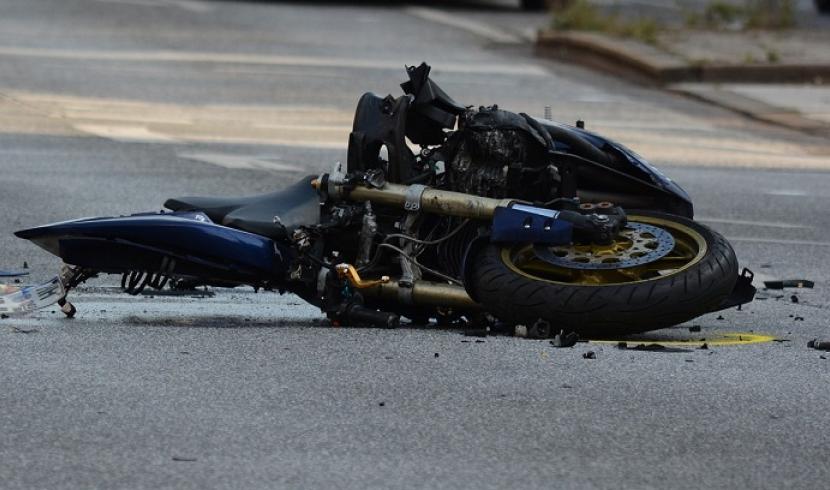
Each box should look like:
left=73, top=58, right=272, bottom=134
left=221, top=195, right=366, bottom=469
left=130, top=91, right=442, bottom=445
left=172, top=456, right=197, bottom=462
left=794, top=316, right=804, bottom=322
left=0, top=314, right=8, bottom=320
left=11, top=326, right=38, bottom=334
left=699, top=343, right=709, bottom=350
left=808, top=339, right=830, bottom=351
left=22, top=261, right=28, bottom=269
left=179, top=351, right=190, bottom=355
left=790, top=295, right=799, bottom=303
left=474, top=339, right=485, bottom=343
left=582, top=351, right=596, bottom=359
left=514, top=324, right=528, bottom=338
left=528, top=319, right=551, bottom=339
left=460, top=340, right=470, bottom=343
left=616, top=341, right=628, bottom=349
left=629, top=343, right=692, bottom=353
left=378, top=402, right=385, bottom=407
left=434, top=353, right=439, bottom=358
left=685, top=359, right=694, bottom=363
left=550, top=330, right=579, bottom=348
left=561, top=384, right=574, bottom=389
left=464, top=328, right=488, bottom=337
left=771, top=339, right=790, bottom=343
left=688, top=325, right=701, bottom=332
left=764, top=279, right=814, bottom=290
left=716, top=315, right=724, bottom=320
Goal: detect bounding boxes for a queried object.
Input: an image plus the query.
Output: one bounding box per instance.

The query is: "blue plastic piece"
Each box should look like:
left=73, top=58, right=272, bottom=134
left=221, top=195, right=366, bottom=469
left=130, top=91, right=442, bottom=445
left=15, top=212, right=286, bottom=283
left=491, top=205, right=573, bottom=245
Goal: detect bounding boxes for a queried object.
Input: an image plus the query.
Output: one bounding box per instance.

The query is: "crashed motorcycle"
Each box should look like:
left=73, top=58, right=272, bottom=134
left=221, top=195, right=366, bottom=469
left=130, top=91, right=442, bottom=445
left=11, top=63, right=754, bottom=336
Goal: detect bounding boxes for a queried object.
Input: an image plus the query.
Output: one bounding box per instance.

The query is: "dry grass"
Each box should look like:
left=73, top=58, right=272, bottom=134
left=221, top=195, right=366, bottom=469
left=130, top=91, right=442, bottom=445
left=551, top=0, right=660, bottom=45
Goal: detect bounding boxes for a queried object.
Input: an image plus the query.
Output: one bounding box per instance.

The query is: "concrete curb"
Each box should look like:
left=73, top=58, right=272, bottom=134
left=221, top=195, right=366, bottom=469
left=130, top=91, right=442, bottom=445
left=536, top=30, right=830, bottom=138
left=669, top=84, right=830, bottom=138
left=536, top=30, right=830, bottom=85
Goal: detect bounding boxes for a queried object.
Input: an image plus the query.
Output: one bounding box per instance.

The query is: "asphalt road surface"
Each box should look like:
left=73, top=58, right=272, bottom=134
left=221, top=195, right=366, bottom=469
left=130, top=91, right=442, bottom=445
left=2, top=1, right=830, bottom=489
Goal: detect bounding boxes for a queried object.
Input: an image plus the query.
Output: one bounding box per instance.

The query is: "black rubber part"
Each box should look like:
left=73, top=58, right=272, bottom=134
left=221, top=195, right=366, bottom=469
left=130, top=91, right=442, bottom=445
left=817, top=0, right=830, bottom=14
left=469, top=211, right=739, bottom=335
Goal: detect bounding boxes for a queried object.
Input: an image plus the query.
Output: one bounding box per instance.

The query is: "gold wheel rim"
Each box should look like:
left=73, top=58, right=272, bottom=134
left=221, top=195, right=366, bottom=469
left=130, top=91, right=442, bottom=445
left=501, top=215, right=708, bottom=286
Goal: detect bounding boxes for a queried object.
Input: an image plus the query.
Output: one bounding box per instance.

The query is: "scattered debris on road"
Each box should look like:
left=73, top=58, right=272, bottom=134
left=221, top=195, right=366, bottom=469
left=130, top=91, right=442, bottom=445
left=617, top=343, right=693, bottom=353
left=550, top=330, right=579, bottom=348
left=171, top=456, right=197, bottom=462
left=808, top=339, right=830, bottom=351
left=689, top=325, right=701, bottom=332
left=582, top=351, right=596, bottom=359
left=11, top=326, right=38, bottom=334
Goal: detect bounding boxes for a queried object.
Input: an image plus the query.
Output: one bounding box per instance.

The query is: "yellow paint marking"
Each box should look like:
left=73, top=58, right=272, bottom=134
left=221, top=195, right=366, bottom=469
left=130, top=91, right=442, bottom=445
left=591, top=332, right=775, bottom=347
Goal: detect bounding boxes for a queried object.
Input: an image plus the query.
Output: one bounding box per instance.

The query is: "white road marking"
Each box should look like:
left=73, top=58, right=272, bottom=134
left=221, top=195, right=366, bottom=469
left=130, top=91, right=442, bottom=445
left=0, top=46, right=547, bottom=77
left=697, top=217, right=812, bottom=229
left=404, top=7, right=524, bottom=44
left=91, top=0, right=213, bottom=13
left=73, top=123, right=177, bottom=142
left=727, top=237, right=830, bottom=247
left=178, top=152, right=302, bottom=173
left=767, top=189, right=809, bottom=196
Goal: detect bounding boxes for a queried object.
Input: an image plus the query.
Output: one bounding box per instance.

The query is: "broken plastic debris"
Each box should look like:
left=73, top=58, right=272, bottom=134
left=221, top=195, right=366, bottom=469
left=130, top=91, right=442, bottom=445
left=0, top=277, right=64, bottom=316
left=763, top=279, right=814, bottom=290
left=550, top=330, right=579, bottom=347
left=514, top=324, right=528, bottom=338
left=582, top=351, right=596, bottom=359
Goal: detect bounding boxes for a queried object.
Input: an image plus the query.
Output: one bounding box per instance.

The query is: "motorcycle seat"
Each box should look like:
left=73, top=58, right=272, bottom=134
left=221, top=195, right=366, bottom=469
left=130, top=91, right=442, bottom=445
left=164, top=175, right=320, bottom=240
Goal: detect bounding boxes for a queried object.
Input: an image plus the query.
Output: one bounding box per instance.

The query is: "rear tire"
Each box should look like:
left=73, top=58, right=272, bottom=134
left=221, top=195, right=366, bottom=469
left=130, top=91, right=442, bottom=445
left=469, top=212, right=738, bottom=335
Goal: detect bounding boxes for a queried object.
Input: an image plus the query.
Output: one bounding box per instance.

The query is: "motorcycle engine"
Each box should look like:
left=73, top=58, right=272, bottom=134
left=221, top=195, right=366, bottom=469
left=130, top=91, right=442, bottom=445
left=446, top=106, right=556, bottom=201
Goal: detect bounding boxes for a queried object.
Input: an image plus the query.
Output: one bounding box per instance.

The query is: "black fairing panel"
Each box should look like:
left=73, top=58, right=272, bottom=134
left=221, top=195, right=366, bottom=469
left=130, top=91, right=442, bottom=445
left=532, top=118, right=694, bottom=218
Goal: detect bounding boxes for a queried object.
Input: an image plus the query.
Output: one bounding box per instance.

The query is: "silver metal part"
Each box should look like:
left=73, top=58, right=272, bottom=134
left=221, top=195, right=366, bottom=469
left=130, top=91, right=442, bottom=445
left=356, top=202, right=378, bottom=268
left=397, top=212, right=422, bottom=295
left=404, top=184, right=427, bottom=212
left=534, top=222, right=676, bottom=270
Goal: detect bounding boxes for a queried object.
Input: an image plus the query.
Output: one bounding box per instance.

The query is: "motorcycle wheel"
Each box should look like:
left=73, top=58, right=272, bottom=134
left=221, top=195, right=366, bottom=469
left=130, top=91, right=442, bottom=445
left=470, top=211, right=738, bottom=335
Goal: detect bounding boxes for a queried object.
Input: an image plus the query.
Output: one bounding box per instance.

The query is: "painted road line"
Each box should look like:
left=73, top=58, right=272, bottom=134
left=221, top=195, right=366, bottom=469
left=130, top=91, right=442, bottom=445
left=727, top=237, right=830, bottom=247
left=697, top=217, right=812, bottom=229
left=0, top=46, right=547, bottom=77
left=177, top=152, right=302, bottom=173
left=767, top=189, right=809, bottom=197
left=91, top=0, right=213, bottom=13
left=73, top=123, right=178, bottom=143
left=591, top=333, right=775, bottom=347
left=404, top=7, right=524, bottom=44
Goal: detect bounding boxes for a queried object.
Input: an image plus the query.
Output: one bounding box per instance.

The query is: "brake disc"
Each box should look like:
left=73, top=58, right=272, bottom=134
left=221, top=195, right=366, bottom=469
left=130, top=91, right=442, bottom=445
left=533, top=222, right=675, bottom=270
